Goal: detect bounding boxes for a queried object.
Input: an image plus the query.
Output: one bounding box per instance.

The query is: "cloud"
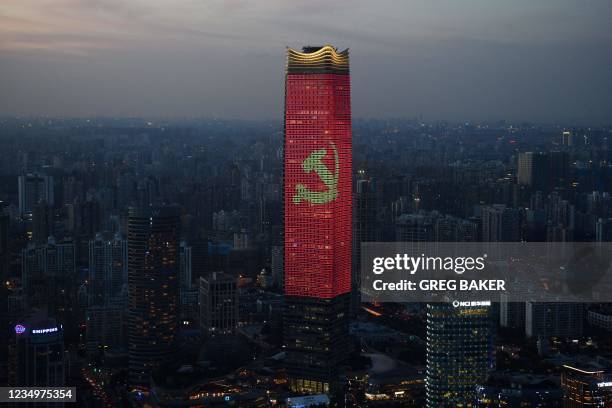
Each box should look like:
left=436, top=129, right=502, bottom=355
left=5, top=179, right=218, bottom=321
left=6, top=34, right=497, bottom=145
left=0, top=0, right=611, bottom=122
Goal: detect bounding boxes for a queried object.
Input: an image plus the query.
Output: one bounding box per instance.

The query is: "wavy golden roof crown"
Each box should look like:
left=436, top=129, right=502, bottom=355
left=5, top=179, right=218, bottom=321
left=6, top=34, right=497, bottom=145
left=286, top=45, right=349, bottom=74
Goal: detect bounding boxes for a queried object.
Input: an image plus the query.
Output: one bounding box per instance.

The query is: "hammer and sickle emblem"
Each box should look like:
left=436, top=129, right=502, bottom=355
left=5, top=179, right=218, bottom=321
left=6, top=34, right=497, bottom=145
left=293, top=142, right=339, bottom=205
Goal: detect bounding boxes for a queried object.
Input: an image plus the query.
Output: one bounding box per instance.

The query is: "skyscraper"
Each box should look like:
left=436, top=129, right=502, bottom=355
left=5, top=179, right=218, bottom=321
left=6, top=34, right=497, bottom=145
left=426, top=303, right=493, bottom=407
left=127, top=207, right=180, bottom=390
left=352, top=176, right=378, bottom=314
left=517, top=152, right=548, bottom=191
left=480, top=204, right=521, bottom=242
left=18, top=173, right=54, bottom=217
left=561, top=364, right=612, bottom=407
left=283, top=45, right=352, bottom=395
left=21, top=237, right=75, bottom=313
left=88, top=233, right=127, bottom=307
left=10, top=314, right=65, bottom=392
left=198, top=271, right=238, bottom=337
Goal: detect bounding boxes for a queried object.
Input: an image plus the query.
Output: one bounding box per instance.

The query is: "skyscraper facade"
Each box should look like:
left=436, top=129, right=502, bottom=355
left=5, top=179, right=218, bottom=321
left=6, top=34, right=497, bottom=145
left=88, top=233, right=127, bottom=307
left=426, top=303, right=493, bottom=407
left=10, top=314, right=65, bottom=395
left=18, top=173, right=54, bottom=217
left=198, top=271, right=238, bottom=337
left=283, top=45, right=352, bottom=395
left=127, top=207, right=180, bottom=390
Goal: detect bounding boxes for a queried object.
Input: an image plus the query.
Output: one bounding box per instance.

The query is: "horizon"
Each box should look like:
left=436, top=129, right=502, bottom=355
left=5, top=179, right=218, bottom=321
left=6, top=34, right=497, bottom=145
left=1, top=0, right=611, bottom=124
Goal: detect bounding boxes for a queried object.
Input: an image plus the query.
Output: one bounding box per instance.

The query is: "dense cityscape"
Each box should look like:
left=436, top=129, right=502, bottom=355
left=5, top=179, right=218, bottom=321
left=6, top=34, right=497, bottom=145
left=1, top=0, right=612, bottom=405
left=2, top=46, right=612, bottom=405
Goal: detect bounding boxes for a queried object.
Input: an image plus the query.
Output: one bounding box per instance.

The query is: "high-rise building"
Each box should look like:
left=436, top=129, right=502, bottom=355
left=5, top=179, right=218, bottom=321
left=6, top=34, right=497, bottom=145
left=18, top=173, right=54, bottom=217
left=31, top=200, right=52, bottom=244
left=517, top=152, right=548, bottom=191
left=21, top=237, right=75, bottom=313
left=270, top=245, right=284, bottom=290
left=426, top=303, right=493, bottom=407
left=562, top=131, right=574, bottom=147
left=283, top=45, right=352, bottom=395
left=179, top=240, right=192, bottom=290
left=88, top=233, right=127, bottom=307
left=480, top=205, right=521, bottom=242
left=561, top=364, right=612, bottom=407
left=525, top=302, right=584, bottom=338
left=9, top=314, right=65, bottom=394
left=352, top=176, right=378, bottom=314
left=198, top=272, right=238, bottom=337
left=85, top=305, right=125, bottom=354
left=127, top=207, right=180, bottom=390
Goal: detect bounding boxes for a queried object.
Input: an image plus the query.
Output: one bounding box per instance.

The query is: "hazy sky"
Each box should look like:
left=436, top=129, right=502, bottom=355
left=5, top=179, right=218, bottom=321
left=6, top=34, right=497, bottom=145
left=1, top=0, right=611, bottom=123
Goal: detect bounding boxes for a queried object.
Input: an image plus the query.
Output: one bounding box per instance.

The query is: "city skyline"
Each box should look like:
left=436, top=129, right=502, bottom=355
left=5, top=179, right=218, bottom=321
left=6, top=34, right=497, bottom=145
left=1, top=1, right=611, bottom=124
left=2, top=2, right=612, bottom=405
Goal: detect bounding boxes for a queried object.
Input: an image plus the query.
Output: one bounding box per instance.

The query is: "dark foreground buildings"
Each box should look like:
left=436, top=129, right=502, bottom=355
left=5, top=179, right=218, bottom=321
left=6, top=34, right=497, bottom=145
left=127, top=206, right=180, bottom=390
left=283, top=45, right=352, bottom=395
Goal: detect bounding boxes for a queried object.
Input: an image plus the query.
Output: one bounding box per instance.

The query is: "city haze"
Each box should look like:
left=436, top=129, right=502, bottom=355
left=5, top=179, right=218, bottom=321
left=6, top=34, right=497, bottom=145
left=1, top=0, right=611, bottom=123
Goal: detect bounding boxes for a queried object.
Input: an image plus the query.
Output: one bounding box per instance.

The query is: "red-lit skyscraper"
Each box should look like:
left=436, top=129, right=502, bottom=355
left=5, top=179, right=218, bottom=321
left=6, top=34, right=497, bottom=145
left=284, top=45, right=352, bottom=395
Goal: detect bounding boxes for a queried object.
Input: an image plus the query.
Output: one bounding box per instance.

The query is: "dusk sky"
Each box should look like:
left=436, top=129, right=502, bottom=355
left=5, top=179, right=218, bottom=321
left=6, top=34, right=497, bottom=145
left=1, top=0, right=611, bottom=123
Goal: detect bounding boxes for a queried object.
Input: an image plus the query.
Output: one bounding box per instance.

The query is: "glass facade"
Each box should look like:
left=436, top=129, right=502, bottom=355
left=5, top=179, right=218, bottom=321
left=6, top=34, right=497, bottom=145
left=426, top=303, right=493, bottom=407
left=127, top=206, right=180, bottom=390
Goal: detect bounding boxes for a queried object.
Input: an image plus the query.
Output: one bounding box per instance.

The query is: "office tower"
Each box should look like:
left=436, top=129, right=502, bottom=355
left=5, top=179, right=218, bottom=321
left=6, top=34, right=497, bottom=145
left=547, top=150, right=570, bottom=189
left=18, top=173, right=54, bottom=216
left=352, top=176, right=378, bottom=314
left=426, top=303, right=493, bottom=407
left=525, top=302, right=584, bottom=338
left=561, top=365, right=612, bottom=407
left=179, top=286, right=199, bottom=322
left=88, top=233, right=127, bottom=307
left=179, top=241, right=192, bottom=289
left=480, top=204, right=521, bottom=242
left=127, top=206, right=180, bottom=390
left=499, top=294, right=526, bottom=331
left=198, top=272, right=238, bottom=337
left=562, top=131, right=574, bottom=147
left=31, top=200, right=52, bottom=244
left=85, top=306, right=125, bottom=354
left=546, top=192, right=575, bottom=242
left=21, top=237, right=75, bottom=313
left=517, top=152, right=548, bottom=191
left=434, top=214, right=478, bottom=242
left=283, top=45, right=352, bottom=395
left=396, top=213, right=434, bottom=242
left=596, top=218, right=612, bottom=242
left=271, top=245, right=284, bottom=289
left=10, top=315, right=65, bottom=394
left=72, top=199, right=102, bottom=237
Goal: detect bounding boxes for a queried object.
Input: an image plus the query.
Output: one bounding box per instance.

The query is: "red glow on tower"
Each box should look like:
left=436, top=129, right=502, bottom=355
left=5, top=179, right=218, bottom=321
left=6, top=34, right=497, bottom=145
left=284, top=46, right=352, bottom=299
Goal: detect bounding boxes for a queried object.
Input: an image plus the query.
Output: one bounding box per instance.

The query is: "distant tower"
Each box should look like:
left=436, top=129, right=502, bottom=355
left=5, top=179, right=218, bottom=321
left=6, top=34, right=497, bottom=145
left=283, top=45, right=352, bottom=395
left=198, top=272, right=238, bottom=337
left=426, top=303, right=493, bottom=407
left=525, top=302, right=584, bottom=338
left=32, top=200, right=52, bottom=244
left=562, top=131, right=573, bottom=147
left=88, top=233, right=127, bottom=307
left=21, top=237, right=75, bottom=314
left=18, top=173, right=54, bottom=217
left=179, top=241, right=192, bottom=290
left=352, top=176, right=378, bottom=314
left=480, top=205, right=520, bottom=242
left=127, top=207, right=180, bottom=390
left=517, top=152, right=548, bottom=191
left=10, top=314, right=65, bottom=392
